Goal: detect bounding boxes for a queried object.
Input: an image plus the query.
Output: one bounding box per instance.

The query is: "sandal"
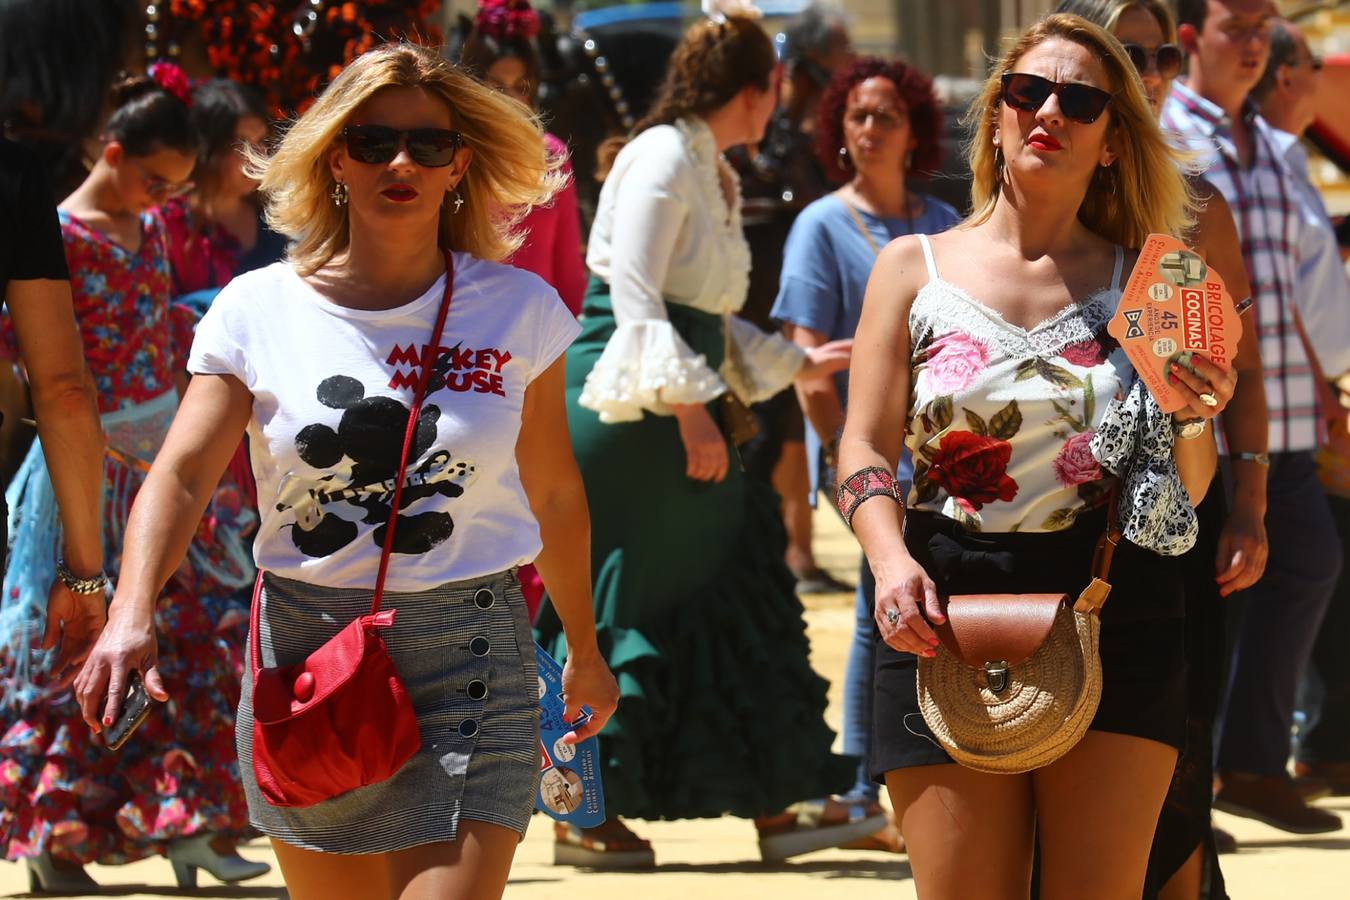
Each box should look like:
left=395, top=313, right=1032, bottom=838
left=840, top=803, right=906, bottom=853
left=757, top=797, right=887, bottom=862
left=553, top=819, right=656, bottom=869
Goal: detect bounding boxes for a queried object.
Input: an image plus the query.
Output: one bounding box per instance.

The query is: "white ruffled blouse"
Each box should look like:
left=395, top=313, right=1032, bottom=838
left=580, top=117, right=805, bottom=422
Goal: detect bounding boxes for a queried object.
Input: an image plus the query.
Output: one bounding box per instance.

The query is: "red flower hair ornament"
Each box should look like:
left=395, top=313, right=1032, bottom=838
left=149, top=62, right=193, bottom=107
left=475, top=0, right=540, bottom=41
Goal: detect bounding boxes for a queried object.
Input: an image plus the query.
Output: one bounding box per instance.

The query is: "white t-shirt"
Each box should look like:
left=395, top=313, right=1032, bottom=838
left=187, top=253, right=581, bottom=591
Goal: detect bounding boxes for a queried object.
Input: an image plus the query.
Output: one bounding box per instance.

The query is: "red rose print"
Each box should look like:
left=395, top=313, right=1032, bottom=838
left=927, top=430, right=1019, bottom=509
left=1053, top=431, right=1103, bottom=487
left=1061, top=338, right=1106, bottom=368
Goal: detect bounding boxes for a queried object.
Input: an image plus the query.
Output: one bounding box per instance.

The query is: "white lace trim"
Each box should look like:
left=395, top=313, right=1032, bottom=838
left=722, top=315, right=806, bottom=403
left=674, top=117, right=751, bottom=315
left=578, top=319, right=726, bottom=423
left=910, top=279, right=1118, bottom=360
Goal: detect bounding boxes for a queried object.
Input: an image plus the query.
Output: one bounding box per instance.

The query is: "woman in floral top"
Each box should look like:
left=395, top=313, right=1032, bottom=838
left=838, top=16, right=1237, bottom=898
left=0, top=69, right=267, bottom=892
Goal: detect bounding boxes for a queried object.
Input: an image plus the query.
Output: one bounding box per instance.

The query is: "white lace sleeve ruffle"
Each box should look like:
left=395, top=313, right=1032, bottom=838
left=577, top=319, right=726, bottom=422
left=721, top=315, right=806, bottom=404
left=1089, top=377, right=1198, bottom=556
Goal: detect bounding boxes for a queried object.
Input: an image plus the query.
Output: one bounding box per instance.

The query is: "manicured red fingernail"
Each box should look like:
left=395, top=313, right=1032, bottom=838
left=102, top=715, right=112, bottom=726
left=923, top=649, right=936, bottom=658
left=928, top=637, right=939, bottom=646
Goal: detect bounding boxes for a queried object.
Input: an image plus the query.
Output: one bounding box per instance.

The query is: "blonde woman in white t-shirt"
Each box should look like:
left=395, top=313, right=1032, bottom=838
left=73, top=42, right=618, bottom=900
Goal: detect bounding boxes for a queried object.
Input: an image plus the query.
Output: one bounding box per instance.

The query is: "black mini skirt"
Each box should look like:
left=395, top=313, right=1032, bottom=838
left=870, top=504, right=1187, bottom=779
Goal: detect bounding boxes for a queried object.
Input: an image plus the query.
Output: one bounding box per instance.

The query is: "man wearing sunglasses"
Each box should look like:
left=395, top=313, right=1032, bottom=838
left=1253, top=19, right=1350, bottom=804
left=1162, top=0, right=1344, bottom=835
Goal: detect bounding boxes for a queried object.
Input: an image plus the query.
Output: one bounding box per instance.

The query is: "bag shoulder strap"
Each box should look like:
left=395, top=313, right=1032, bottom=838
left=842, top=199, right=883, bottom=257
left=1076, top=484, right=1123, bottom=613
left=368, top=251, right=455, bottom=615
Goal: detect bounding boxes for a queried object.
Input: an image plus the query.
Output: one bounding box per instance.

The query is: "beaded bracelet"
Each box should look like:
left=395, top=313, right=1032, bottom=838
left=835, top=466, right=902, bottom=529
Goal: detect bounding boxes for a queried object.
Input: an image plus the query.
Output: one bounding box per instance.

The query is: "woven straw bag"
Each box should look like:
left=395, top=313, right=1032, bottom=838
left=916, top=501, right=1120, bottom=774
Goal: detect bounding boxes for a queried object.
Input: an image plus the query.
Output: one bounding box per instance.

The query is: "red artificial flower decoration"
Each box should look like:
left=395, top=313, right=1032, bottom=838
left=926, top=430, right=1020, bottom=510
left=149, top=62, right=193, bottom=106
left=475, top=0, right=540, bottom=41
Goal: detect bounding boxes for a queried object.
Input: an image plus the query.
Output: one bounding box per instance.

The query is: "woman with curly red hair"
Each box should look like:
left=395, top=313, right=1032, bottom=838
left=770, top=55, right=959, bottom=853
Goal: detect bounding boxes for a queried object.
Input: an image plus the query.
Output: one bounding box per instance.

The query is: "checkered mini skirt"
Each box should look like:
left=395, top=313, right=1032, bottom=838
left=236, top=569, right=540, bottom=854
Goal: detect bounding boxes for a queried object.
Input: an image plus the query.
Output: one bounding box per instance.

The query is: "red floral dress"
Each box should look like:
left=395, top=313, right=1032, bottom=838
left=905, top=236, right=1126, bottom=532
left=0, top=210, right=252, bottom=865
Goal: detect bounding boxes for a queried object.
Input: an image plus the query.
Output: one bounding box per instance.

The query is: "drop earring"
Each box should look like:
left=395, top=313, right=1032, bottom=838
left=450, top=189, right=464, bottom=214
left=330, top=181, right=348, bottom=207
left=838, top=146, right=851, bottom=170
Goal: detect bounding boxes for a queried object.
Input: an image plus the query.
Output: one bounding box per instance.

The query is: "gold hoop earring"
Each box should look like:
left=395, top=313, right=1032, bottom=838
left=330, top=181, right=348, bottom=207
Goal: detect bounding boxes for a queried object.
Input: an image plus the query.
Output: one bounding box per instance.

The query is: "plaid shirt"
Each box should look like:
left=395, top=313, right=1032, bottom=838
left=1162, top=81, right=1317, bottom=453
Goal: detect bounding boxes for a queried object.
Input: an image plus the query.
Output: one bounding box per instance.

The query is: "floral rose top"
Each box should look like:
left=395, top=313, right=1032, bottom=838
left=0, top=210, right=189, bottom=413
left=906, top=234, right=1128, bottom=533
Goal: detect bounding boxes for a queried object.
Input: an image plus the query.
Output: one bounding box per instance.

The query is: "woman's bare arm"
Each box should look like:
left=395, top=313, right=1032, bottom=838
left=6, top=276, right=106, bottom=670
left=74, top=372, right=252, bottom=730
left=837, top=236, right=942, bottom=656
left=517, top=355, right=617, bottom=741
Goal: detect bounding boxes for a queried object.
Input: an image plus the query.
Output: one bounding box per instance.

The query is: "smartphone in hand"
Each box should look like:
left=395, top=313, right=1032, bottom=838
left=102, top=673, right=153, bottom=751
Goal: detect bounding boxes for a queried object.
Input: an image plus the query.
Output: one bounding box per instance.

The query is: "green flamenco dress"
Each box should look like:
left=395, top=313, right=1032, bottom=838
left=535, top=279, right=855, bottom=820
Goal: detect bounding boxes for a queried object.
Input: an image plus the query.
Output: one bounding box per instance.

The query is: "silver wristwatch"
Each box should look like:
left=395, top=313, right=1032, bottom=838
left=1173, top=418, right=1208, bottom=440
left=56, top=559, right=110, bottom=595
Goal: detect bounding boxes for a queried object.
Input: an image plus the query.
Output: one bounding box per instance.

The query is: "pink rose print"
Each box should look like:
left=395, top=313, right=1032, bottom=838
left=1053, top=431, right=1103, bottom=487
left=920, top=331, right=990, bottom=395
left=1060, top=338, right=1106, bottom=368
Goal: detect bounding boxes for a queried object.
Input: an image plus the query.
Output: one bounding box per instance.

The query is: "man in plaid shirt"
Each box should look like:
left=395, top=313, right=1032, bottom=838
left=1163, top=0, right=1342, bottom=834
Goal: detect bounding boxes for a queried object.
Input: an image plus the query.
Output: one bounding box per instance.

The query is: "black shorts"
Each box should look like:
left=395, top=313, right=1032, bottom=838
left=870, top=506, right=1187, bottom=779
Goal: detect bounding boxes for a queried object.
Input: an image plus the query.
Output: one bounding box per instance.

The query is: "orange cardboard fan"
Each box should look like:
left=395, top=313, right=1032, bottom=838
left=1108, top=234, right=1243, bottom=414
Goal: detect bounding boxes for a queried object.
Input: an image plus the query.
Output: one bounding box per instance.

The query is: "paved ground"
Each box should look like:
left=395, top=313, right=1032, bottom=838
left=3, top=507, right=1348, bottom=897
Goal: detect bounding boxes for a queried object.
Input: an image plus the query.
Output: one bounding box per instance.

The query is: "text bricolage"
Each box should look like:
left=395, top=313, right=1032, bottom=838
left=387, top=343, right=513, bottom=396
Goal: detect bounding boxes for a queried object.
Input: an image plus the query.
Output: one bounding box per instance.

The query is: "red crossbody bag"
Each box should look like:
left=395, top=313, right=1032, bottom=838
left=248, top=253, right=454, bottom=808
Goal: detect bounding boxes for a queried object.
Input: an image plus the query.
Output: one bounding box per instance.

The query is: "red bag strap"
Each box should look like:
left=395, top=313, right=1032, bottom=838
left=368, top=251, right=455, bottom=615
left=250, top=253, right=455, bottom=674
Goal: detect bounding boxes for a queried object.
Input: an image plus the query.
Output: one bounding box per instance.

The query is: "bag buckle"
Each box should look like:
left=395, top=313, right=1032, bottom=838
left=984, top=660, right=1010, bottom=693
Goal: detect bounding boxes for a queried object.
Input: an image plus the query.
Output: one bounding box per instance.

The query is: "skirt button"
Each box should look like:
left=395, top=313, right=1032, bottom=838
left=458, top=719, right=479, bottom=738
left=470, top=636, right=491, bottom=657
left=466, top=679, right=489, bottom=701
left=474, top=588, right=496, bottom=609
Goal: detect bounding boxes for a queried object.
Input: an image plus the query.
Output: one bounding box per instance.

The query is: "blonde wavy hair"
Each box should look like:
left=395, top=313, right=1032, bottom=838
left=965, top=13, right=1194, bottom=247
left=250, top=42, right=563, bottom=275
left=1055, top=0, right=1177, bottom=42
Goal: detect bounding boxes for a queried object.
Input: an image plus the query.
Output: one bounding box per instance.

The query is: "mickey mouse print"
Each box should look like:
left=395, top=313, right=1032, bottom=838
left=275, top=371, right=478, bottom=560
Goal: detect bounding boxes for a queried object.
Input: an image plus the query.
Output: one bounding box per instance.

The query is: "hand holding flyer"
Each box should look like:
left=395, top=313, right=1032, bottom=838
left=1107, top=234, right=1243, bottom=414
left=534, top=643, right=607, bottom=828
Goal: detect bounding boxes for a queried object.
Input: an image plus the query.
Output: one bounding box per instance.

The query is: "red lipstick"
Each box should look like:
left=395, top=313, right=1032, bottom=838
left=381, top=184, right=418, bottom=202
left=1028, top=132, right=1062, bottom=152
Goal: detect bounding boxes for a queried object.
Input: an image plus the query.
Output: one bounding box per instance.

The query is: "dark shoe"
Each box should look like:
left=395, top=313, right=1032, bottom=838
left=1212, top=824, right=1238, bottom=854
left=1214, top=771, right=1343, bottom=834
left=792, top=568, right=855, bottom=595
left=1295, top=760, right=1350, bottom=796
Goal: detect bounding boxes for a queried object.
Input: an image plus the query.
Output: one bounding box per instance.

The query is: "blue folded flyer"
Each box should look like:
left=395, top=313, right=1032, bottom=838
left=534, top=642, right=606, bottom=827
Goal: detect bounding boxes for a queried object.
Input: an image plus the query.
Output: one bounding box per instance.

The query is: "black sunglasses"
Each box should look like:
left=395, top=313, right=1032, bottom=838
left=342, top=125, right=462, bottom=168
left=1001, top=72, right=1113, bottom=125
left=1121, top=42, right=1183, bottom=80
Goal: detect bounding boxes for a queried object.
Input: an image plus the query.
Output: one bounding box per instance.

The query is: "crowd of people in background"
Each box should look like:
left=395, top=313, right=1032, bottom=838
left=0, top=0, right=1347, bottom=898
